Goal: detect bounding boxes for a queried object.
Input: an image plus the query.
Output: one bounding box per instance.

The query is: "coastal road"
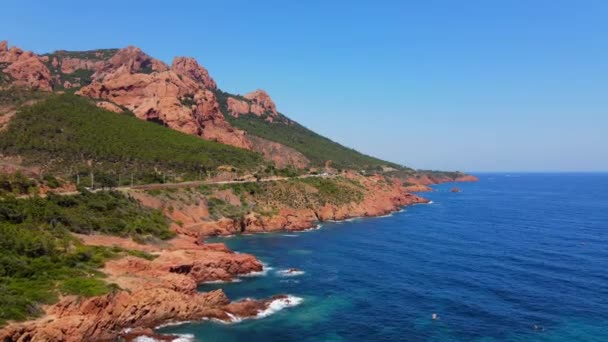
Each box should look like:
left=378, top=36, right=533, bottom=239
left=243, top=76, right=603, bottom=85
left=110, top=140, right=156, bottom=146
left=18, top=173, right=335, bottom=198
left=125, top=173, right=333, bottom=191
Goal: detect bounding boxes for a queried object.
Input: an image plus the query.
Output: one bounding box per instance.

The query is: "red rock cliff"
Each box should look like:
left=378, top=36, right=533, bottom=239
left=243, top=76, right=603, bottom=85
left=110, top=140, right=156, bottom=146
left=226, top=89, right=280, bottom=120
left=0, top=238, right=284, bottom=342
left=172, top=56, right=217, bottom=90
left=133, top=173, right=429, bottom=238
left=76, top=47, right=252, bottom=149
left=0, top=40, right=53, bottom=91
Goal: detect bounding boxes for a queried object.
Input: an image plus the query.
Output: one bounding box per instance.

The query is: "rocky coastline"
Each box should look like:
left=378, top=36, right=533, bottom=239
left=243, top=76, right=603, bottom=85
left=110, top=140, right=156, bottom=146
left=0, top=174, right=476, bottom=342
left=1, top=40, right=479, bottom=342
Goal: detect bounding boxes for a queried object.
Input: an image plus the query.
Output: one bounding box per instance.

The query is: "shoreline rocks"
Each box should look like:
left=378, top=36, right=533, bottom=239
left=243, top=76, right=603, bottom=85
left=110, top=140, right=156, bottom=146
left=0, top=174, right=476, bottom=341
left=0, top=240, right=278, bottom=342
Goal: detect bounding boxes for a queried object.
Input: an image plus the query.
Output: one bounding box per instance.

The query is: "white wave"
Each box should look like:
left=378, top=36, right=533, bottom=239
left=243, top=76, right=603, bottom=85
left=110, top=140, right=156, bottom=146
left=154, top=320, right=194, bottom=329
left=202, top=278, right=242, bottom=284
left=326, top=218, right=354, bottom=223
left=277, top=269, right=305, bottom=277
left=413, top=200, right=433, bottom=206
left=196, top=296, right=305, bottom=326
left=226, top=312, right=243, bottom=323
left=282, top=234, right=299, bottom=237
left=172, top=334, right=195, bottom=342
left=376, top=213, right=393, bottom=218
left=133, top=333, right=194, bottom=342
left=256, top=295, right=303, bottom=318
left=300, top=224, right=322, bottom=232
left=241, top=263, right=273, bottom=277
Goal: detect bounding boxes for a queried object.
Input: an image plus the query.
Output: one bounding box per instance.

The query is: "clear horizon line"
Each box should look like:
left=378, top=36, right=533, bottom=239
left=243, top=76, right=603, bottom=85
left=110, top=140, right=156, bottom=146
left=466, top=170, right=608, bottom=174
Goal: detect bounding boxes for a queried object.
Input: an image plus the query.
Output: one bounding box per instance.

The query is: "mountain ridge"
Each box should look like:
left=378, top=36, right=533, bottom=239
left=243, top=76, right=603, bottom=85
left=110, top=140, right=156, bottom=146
left=0, top=40, right=405, bottom=171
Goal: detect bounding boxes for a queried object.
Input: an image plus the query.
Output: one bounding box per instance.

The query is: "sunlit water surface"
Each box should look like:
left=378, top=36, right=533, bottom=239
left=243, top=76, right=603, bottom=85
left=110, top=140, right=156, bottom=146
left=158, top=173, right=608, bottom=341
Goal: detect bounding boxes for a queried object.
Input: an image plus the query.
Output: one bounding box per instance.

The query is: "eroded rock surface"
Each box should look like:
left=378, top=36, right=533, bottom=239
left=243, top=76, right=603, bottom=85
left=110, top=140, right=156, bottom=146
left=76, top=46, right=252, bottom=149
left=0, top=238, right=275, bottom=342
left=226, top=89, right=279, bottom=119
left=0, top=40, right=53, bottom=91
left=249, top=135, right=309, bottom=168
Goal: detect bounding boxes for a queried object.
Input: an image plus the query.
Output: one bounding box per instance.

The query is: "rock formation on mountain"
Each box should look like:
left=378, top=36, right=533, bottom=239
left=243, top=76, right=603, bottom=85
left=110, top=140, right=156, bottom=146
left=76, top=46, right=252, bottom=149
left=249, top=135, right=310, bottom=168
left=0, top=41, right=257, bottom=150
left=0, top=40, right=397, bottom=170
left=172, top=56, right=217, bottom=89
left=245, top=89, right=278, bottom=116
left=94, top=46, right=169, bottom=76
left=0, top=41, right=53, bottom=91
left=226, top=89, right=280, bottom=120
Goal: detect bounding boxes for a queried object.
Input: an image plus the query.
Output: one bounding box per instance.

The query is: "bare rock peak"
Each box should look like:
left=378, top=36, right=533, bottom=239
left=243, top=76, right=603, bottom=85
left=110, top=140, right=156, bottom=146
left=0, top=40, right=53, bottom=91
left=171, top=56, right=217, bottom=89
left=244, top=88, right=278, bottom=116
left=107, top=46, right=169, bottom=74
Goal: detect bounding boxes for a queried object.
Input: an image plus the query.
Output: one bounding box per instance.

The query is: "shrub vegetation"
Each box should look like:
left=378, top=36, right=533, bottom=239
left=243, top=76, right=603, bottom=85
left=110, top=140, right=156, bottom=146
left=215, top=89, right=405, bottom=170
left=0, top=190, right=171, bottom=325
left=0, top=94, right=265, bottom=183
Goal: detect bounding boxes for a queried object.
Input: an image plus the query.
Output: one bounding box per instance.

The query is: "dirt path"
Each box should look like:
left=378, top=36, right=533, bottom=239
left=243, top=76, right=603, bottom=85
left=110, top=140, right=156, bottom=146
left=16, top=173, right=335, bottom=198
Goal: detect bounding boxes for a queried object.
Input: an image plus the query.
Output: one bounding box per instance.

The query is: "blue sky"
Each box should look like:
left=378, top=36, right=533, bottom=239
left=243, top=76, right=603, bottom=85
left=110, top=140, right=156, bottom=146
left=2, top=0, right=607, bottom=171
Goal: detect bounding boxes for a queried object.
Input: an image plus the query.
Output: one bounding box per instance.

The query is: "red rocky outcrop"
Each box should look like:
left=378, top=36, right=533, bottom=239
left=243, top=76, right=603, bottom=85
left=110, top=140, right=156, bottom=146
left=133, top=172, right=430, bottom=238
left=0, top=241, right=275, bottom=342
left=249, top=135, right=310, bottom=168
left=226, top=89, right=279, bottom=119
left=94, top=46, right=168, bottom=77
left=245, top=89, right=277, bottom=116
left=0, top=40, right=53, bottom=91
left=172, top=56, right=217, bottom=89
left=227, top=96, right=251, bottom=116
left=77, top=46, right=252, bottom=149
left=57, top=56, right=106, bottom=74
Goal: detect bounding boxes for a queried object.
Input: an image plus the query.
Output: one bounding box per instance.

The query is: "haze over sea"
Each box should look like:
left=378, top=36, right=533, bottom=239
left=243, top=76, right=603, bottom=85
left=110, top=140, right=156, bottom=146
left=159, top=173, right=608, bottom=341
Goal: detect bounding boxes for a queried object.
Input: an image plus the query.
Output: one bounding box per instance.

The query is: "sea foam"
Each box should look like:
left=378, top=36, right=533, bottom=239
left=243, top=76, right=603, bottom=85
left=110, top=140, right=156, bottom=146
left=133, top=334, right=195, bottom=342
left=202, top=278, right=242, bottom=284
left=218, top=295, right=304, bottom=324
left=241, top=263, right=273, bottom=277
left=154, top=320, right=194, bottom=329
left=277, top=269, right=305, bottom=277
left=301, top=224, right=322, bottom=232
left=256, top=295, right=304, bottom=318
left=377, top=213, right=393, bottom=218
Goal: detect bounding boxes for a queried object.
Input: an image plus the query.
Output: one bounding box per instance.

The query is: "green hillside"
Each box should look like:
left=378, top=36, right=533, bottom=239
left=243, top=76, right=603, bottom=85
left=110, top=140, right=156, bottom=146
left=0, top=93, right=265, bottom=183
left=0, top=190, right=169, bottom=325
left=215, top=90, right=406, bottom=171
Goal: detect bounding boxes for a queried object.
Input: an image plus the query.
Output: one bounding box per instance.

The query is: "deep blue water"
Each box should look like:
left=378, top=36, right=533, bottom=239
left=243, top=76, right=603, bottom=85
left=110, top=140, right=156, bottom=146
left=158, top=173, right=608, bottom=341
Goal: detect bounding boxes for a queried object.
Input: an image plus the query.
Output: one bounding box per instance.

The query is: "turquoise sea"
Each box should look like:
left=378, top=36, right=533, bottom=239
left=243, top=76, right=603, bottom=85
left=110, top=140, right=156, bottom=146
left=158, top=173, right=608, bottom=341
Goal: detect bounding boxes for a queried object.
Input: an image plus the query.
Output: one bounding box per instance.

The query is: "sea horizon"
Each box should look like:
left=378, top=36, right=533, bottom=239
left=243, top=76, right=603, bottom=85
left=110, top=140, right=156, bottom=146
left=158, top=173, right=608, bottom=341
